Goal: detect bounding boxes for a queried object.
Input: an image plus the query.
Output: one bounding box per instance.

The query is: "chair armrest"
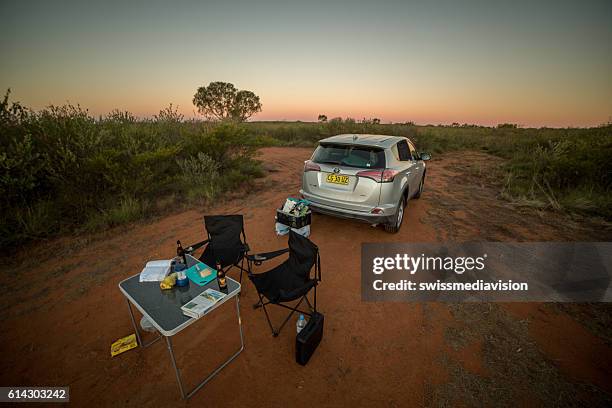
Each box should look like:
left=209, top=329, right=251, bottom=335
left=247, top=248, right=290, bottom=265
left=185, top=238, right=210, bottom=254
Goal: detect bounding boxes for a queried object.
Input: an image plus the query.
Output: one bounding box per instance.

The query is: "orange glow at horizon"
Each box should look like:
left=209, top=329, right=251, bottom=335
left=1, top=1, right=610, bottom=128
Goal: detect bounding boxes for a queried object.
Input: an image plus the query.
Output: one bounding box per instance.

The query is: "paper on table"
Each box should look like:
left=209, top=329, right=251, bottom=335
left=181, top=288, right=227, bottom=318
left=146, top=260, right=172, bottom=267
left=139, top=259, right=172, bottom=282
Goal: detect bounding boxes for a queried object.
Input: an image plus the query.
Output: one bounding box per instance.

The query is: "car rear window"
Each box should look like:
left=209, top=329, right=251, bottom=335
left=312, top=144, right=386, bottom=169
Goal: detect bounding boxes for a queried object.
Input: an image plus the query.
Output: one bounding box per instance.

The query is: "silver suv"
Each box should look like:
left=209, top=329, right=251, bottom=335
left=299, top=134, right=430, bottom=233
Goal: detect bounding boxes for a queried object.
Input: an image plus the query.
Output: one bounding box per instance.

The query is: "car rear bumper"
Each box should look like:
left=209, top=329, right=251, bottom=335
left=300, top=190, right=395, bottom=224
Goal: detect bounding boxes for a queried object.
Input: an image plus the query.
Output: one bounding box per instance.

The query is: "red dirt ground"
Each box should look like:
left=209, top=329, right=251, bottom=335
left=0, top=147, right=610, bottom=407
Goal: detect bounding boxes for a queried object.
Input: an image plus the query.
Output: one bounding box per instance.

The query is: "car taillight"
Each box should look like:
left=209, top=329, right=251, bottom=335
left=381, top=169, right=399, bottom=182
left=304, top=160, right=321, bottom=172
left=356, top=169, right=398, bottom=183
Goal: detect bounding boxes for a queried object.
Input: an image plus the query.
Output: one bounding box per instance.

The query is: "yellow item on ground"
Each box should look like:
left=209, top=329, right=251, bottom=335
left=160, top=272, right=177, bottom=290
left=111, top=333, right=138, bottom=357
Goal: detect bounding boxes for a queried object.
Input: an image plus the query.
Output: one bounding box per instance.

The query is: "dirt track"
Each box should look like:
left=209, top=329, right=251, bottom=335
left=0, top=147, right=610, bottom=407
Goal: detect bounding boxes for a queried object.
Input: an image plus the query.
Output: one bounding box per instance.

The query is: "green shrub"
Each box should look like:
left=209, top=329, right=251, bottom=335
left=184, top=123, right=255, bottom=165
left=13, top=200, right=61, bottom=240
left=178, top=152, right=220, bottom=201
left=0, top=92, right=263, bottom=250
left=105, top=197, right=149, bottom=226
left=84, top=197, right=149, bottom=231
left=242, top=120, right=612, bottom=219
left=2, top=87, right=610, bottom=250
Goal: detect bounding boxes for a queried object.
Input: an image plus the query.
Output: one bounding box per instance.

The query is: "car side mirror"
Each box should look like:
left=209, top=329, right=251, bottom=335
left=420, top=152, right=431, bottom=161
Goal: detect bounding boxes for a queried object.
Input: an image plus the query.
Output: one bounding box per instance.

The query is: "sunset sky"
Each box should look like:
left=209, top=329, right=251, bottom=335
left=1, top=0, right=611, bottom=127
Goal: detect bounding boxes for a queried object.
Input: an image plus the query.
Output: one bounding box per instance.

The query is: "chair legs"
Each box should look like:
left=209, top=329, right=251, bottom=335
left=239, top=258, right=243, bottom=283
left=238, top=257, right=249, bottom=285
left=257, top=292, right=278, bottom=336
left=305, top=295, right=313, bottom=310
left=275, top=296, right=307, bottom=336
left=255, top=293, right=314, bottom=337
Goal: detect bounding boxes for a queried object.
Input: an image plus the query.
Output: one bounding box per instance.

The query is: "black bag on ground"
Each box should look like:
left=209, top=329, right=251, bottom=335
left=296, top=312, right=324, bottom=365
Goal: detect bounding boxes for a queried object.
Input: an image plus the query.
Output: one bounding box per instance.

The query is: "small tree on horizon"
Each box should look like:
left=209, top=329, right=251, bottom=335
left=192, top=81, right=262, bottom=122
left=318, top=114, right=328, bottom=122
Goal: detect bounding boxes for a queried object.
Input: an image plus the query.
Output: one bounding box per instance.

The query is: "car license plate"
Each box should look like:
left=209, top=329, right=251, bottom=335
left=326, top=174, right=349, bottom=185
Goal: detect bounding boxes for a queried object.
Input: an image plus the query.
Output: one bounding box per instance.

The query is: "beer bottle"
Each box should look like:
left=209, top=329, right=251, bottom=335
left=216, top=260, right=227, bottom=290
left=176, top=240, right=186, bottom=264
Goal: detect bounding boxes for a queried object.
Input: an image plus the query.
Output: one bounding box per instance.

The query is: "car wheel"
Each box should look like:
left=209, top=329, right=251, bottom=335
left=385, top=196, right=405, bottom=233
left=414, top=175, right=425, bottom=199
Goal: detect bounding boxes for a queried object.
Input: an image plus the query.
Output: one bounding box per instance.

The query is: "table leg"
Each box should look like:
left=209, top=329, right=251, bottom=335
left=126, top=298, right=161, bottom=348
left=236, top=295, right=245, bottom=349
left=166, top=336, right=186, bottom=399
left=166, top=295, right=245, bottom=399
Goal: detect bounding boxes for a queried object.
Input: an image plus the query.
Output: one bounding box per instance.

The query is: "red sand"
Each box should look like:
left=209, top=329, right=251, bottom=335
left=0, top=147, right=609, bottom=406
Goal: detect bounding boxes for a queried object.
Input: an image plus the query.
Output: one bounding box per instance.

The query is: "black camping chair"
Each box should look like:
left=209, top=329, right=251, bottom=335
left=247, top=230, right=321, bottom=337
left=184, top=215, right=251, bottom=283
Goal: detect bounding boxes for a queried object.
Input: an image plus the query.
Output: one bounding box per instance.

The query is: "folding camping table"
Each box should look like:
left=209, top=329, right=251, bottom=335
left=118, top=274, right=243, bottom=399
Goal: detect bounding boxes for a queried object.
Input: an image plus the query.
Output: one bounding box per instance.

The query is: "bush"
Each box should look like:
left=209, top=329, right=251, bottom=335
left=2, top=88, right=609, bottom=249
left=0, top=92, right=263, bottom=250
left=184, top=123, right=256, bottom=164
left=84, top=197, right=150, bottom=231
left=178, top=152, right=220, bottom=201
left=241, top=120, right=612, bottom=219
